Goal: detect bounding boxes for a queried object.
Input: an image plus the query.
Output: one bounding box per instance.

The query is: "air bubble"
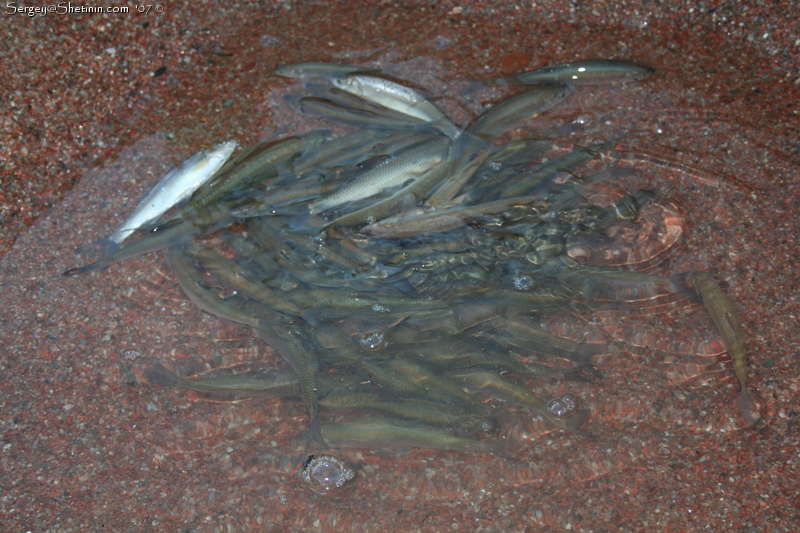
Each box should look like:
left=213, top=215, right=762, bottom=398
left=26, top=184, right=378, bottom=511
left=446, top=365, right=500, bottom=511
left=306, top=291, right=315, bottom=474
left=122, top=349, right=142, bottom=361
left=299, top=453, right=357, bottom=495
left=259, top=35, right=283, bottom=47
left=359, top=330, right=387, bottom=351
left=547, top=395, right=579, bottom=417
left=371, top=304, right=391, bottom=314
left=512, top=275, right=535, bottom=291
left=479, top=420, right=498, bottom=434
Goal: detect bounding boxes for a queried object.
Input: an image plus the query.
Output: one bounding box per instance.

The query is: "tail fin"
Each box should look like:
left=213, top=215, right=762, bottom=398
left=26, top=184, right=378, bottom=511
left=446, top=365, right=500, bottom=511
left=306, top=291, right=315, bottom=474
left=563, top=364, right=604, bottom=385
left=143, top=361, right=183, bottom=388
left=737, top=390, right=760, bottom=427
left=62, top=260, right=106, bottom=277
left=474, top=436, right=513, bottom=456
left=551, top=408, right=593, bottom=437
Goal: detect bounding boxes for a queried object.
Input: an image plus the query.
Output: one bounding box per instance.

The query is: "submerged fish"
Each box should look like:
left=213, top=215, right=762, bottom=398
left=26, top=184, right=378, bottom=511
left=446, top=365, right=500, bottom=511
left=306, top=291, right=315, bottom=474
left=466, top=84, right=573, bottom=141
left=448, top=369, right=593, bottom=436
left=317, top=416, right=506, bottom=453
left=62, top=199, right=236, bottom=277
left=360, top=194, right=544, bottom=238
left=299, top=95, right=429, bottom=131
left=169, top=133, right=325, bottom=222
left=168, top=247, right=274, bottom=329
left=320, top=390, right=494, bottom=433
left=185, top=243, right=305, bottom=317
left=275, top=61, right=381, bottom=79
left=258, top=324, right=323, bottom=443
left=690, top=271, right=759, bottom=426
left=144, top=361, right=301, bottom=400
left=145, top=360, right=361, bottom=400
left=490, top=59, right=655, bottom=87
left=308, top=134, right=451, bottom=214
left=68, top=56, right=738, bottom=454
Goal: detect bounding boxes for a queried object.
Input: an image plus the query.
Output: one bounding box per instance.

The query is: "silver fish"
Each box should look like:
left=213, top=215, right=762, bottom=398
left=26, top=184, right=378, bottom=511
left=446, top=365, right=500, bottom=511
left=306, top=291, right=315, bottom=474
left=78, top=140, right=237, bottom=254
left=332, top=74, right=460, bottom=139
left=317, top=416, right=506, bottom=453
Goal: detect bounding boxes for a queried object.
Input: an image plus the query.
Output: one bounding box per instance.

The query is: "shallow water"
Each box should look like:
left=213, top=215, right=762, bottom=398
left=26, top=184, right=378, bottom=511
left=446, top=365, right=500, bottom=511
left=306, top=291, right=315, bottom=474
left=3, top=8, right=800, bottom=532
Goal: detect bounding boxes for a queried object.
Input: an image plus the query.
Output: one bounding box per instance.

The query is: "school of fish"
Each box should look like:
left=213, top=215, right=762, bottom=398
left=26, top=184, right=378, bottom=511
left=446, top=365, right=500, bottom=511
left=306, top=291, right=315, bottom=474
left=64, top=59, right=759, bottom=480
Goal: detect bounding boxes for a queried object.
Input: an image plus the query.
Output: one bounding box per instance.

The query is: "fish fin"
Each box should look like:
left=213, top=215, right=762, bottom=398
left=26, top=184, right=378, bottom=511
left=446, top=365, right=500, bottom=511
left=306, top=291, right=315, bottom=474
left=143, top=361, right=182, bottom=388
left=551, top=408, right=593, bottom=437
left=306, top=418, right=328, bottom=448
left=295, top=422, right=331, bottom=450
left=288, top=211, right=326, bottom=232
left=298, top=310, right=326, bottom=328
left=737, top=389, right=760, bottom=427
left=666, top=272, right=695, bottom=297
left=283, top=93, right=306, bottom=109
left=475, top=436, right=513, bottom=456
left=62, top=259, right=106, bottom=277
left=75, top=236, right=120, bottom=257
left=480, top=77, right=512, bottom=87
left=398, top=192, right=418, bottom=214
left=140, top=217, right=184, bottom=234
left=358, top=223, right=376, bottom=236
left=447, top=192, right=472, bottom=206
left=563, top=364, right=604, bottom=385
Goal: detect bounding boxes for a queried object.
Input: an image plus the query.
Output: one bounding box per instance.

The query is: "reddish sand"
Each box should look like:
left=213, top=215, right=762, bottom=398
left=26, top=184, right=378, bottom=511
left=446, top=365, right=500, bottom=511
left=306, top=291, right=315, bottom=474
left=2, top=2, right=799, bottom=531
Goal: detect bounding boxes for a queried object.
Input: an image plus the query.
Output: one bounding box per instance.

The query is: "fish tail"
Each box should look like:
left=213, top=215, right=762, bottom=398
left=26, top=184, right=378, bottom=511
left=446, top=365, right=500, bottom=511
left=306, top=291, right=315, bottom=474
left=479, top=77, right=511, bottom=87
left=666, top=272, right=695, bottom=296
left=143, top=361, right=183, bottom=388
left=475, top=437, right=512, bottom=455
left=287, top=210, right=323, bottom=231
left=62, top=259, right=107, bottom=277
left=564, top=349, right=595, bottom=367
left=737, top=389, right=760, bottom=427
left=563, top=364, right=604, bottom=385
left=551, top=408, right=594, bottom=437
left=306, top=417, right=328, bottom=448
